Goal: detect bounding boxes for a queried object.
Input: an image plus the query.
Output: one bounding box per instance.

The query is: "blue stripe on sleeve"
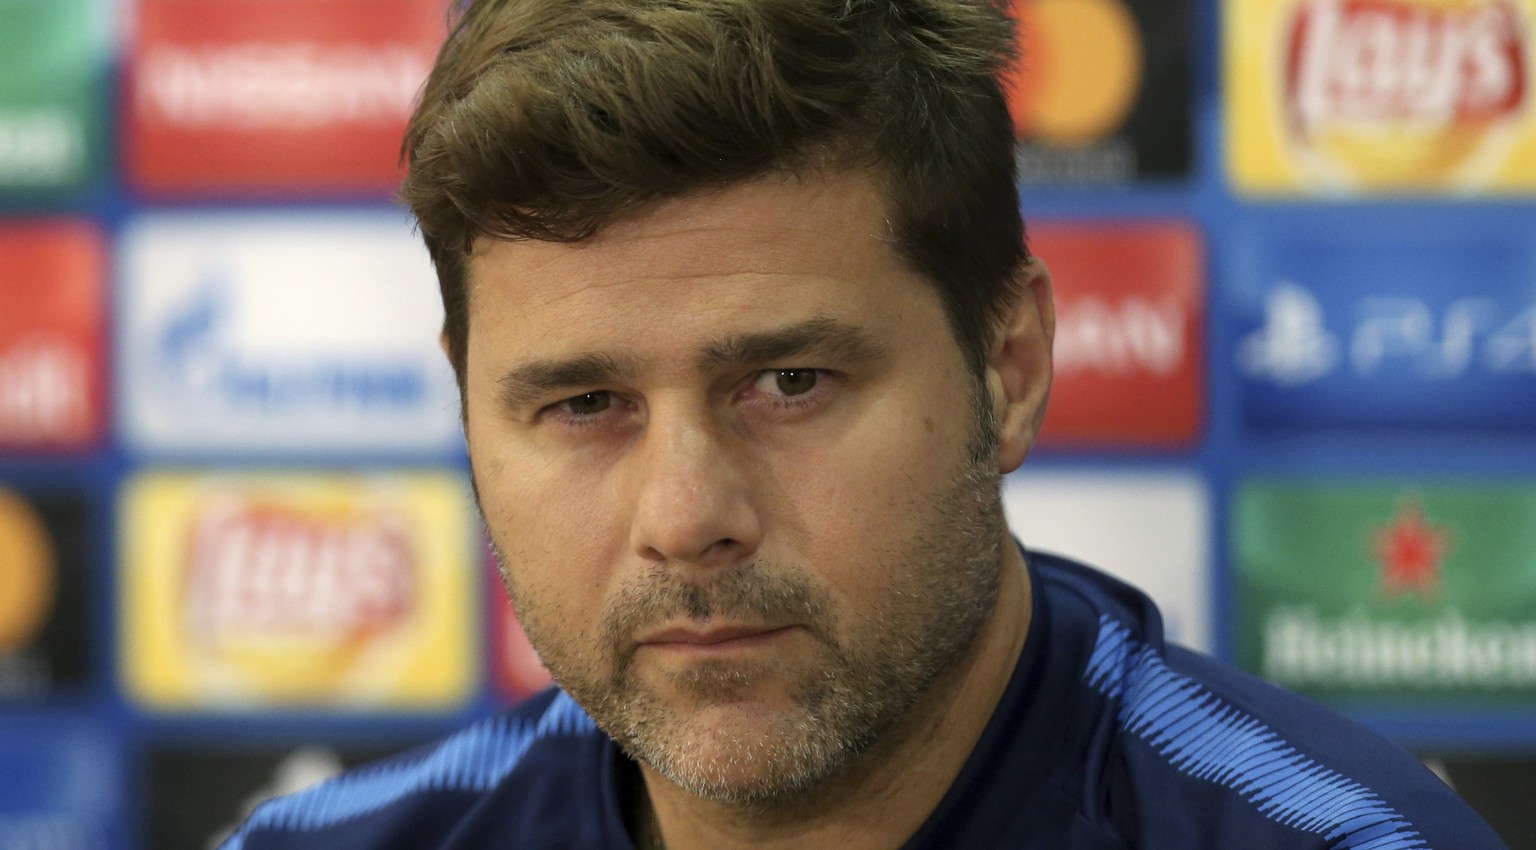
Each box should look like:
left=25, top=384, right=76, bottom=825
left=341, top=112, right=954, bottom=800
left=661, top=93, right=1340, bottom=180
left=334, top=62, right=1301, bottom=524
left=219, top=692, right=598, bottom=847
left=1085, top=616, right=1428, bottom=850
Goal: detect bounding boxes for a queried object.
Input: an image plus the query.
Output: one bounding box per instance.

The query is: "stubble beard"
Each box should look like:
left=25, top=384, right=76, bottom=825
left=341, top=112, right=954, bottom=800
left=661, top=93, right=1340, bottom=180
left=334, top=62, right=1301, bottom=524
left=489, top=409, right=1008, bottom=812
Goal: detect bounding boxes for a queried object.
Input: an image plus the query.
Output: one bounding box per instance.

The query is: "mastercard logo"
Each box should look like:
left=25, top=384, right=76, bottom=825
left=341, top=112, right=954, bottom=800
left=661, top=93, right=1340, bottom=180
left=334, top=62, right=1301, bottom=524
left=1007, top=0, right=1144, bottom=145
left=0, top=489, right=56, bottom=653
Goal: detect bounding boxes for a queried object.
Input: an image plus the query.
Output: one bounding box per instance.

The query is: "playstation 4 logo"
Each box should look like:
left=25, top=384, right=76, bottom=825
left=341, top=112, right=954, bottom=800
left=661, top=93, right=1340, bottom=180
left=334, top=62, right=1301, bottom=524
left=1239, top=283, right=1339, bottom=386
left=1241, top=281, right=1536, bottom=386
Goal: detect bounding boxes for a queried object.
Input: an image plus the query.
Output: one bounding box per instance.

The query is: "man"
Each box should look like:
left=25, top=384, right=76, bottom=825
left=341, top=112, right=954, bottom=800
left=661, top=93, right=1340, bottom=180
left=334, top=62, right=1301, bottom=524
left=221, top=0, right=1505, bottom=847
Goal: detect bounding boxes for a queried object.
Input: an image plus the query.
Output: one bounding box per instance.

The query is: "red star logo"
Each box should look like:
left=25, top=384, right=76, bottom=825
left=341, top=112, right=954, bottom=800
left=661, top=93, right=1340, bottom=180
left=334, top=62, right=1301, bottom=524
left=1371, top=498, right=1450, bottom=603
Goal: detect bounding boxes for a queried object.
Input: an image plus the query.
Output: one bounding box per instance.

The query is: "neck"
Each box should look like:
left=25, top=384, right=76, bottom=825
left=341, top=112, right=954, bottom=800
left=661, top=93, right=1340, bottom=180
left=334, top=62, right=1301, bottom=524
left=638, top=545, right=1033, bottom=850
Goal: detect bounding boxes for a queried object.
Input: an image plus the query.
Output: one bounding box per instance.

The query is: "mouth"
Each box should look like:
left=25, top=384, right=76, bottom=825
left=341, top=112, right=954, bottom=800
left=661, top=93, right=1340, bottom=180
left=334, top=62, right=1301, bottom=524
left=637, top=624, right=799, bottom=655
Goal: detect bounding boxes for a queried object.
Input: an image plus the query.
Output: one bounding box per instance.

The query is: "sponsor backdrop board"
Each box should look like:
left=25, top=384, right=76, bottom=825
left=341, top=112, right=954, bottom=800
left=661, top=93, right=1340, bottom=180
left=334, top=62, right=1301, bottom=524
left=0, top=0, right=111, bottom=195
left=0, top=223, right=107, bottom=451
left=144, top=743, right=411, bottom=850
left=0, top=720, right=119, bottom=850
left=0, top=0, right=1533, bottom=843
left=1003, top=472, right=1213, bottom=651
left=1007, top=0, right=1193, bottom=184
left=1422, top=755, right=1536, bottom=847
left=120, top=471, right=477, bottom=709
left=1032, top=222, right=1204, bottom=449
left=0, top=486, right=91, bottom=699
left=126, top=0, right=447, bottom=195
left=1230, top=216, right=1536, bottom=430
left=1235, top=479, right=1536, bottom=709
left=1225, top=0, right=1536, bottom=195
left=118, top=213, right=462, bottom=456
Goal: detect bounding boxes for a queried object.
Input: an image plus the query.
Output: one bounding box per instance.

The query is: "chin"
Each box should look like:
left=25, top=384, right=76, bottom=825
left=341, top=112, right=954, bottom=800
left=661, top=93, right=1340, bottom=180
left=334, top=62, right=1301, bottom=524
left=656, top=738, right=832, bottom=805
left=642, top=700, right=852, bottom=806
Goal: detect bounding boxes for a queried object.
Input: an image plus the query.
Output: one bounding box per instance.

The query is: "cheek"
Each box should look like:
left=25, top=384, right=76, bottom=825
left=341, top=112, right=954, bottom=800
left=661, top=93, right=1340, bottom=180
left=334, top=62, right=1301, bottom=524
left=770, top=380, right=974, bottom=589
left=472, top=440, right=625, bottom=627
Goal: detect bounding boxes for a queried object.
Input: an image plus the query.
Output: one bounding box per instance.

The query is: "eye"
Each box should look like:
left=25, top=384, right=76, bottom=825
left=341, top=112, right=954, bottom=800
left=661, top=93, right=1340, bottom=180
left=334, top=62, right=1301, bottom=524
left=559, top=391, right=612, bottom=416
left=756, top=369, right=820, bottom=397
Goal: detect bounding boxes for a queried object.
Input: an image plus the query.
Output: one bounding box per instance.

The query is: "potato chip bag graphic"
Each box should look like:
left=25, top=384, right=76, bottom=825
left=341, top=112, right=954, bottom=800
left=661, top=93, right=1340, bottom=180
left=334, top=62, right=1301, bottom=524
left=1227, top=0, right=1536, bottom=192
left=1281, top=0, right=1529, bottom=188
left=182, top=495, right=417, bottom=699
left=122, top=472, right=473, bottom=710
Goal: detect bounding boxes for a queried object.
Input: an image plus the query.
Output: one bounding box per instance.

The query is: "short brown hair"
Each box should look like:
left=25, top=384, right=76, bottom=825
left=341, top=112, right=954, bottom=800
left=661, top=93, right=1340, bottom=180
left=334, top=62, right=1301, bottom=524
left=403, top=0, right=1027, bottom=386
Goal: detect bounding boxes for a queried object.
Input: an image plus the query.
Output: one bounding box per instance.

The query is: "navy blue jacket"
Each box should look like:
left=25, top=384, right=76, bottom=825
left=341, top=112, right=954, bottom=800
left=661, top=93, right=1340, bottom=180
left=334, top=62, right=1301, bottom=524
left=221, top=552, right=1506, bottom=849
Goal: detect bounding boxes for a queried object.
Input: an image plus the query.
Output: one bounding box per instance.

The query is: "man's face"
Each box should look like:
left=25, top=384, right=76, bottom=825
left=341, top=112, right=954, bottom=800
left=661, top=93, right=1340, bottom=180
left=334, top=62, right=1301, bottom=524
left=463, top=171, right=1009, bottom=805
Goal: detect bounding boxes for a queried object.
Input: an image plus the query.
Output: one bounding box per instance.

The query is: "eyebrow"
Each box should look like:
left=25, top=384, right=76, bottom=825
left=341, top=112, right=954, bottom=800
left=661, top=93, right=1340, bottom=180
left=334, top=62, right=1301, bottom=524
left=698, top=317, right=887, bottom=370
left=498, top=352, right=640, bottom=409
left=496, top=317, right=886, bottom=409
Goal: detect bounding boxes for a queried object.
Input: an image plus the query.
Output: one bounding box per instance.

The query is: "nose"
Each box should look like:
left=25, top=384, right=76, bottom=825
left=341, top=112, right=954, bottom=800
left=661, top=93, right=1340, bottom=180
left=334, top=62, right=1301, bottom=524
left=627, top=412, right=762, bottom=570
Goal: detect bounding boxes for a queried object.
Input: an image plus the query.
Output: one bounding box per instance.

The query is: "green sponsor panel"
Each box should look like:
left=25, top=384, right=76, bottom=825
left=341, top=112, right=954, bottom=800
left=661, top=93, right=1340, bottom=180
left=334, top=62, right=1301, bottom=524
left=0, top=0, right=111, bottom=194
left=1235, top=480, right=1536, bottom=710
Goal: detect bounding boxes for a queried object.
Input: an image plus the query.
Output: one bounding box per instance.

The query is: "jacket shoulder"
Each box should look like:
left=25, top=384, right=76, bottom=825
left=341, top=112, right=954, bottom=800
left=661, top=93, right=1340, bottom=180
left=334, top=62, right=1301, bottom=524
left=1086, top=616, right=1505, bottom=849
left=218, top=691, right=603, bottom=850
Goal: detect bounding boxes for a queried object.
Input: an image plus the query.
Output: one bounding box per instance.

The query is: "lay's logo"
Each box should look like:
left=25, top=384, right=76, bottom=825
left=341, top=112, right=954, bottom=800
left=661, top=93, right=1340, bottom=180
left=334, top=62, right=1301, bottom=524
left=1287, top=0, right=1526, bottom=136
left=184, top=498, right=417, bottom=646
left=1226, top=0, right=1536, bottom=192
left=121, top=472, right=475, bottom=709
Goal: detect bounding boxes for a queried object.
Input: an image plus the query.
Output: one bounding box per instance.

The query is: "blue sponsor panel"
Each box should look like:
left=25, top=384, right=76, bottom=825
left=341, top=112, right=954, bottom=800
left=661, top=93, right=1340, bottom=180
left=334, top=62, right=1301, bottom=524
left=0, top=720, right=118, bottom=850
left=118, top=212, right=462, bottom=456
left=1231, top=219, right=1536, bottom=430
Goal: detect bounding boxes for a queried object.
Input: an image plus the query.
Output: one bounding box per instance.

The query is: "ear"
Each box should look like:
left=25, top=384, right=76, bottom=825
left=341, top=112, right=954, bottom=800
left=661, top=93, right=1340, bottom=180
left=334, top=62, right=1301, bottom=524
left=986, top=258, right=1054, bottom=474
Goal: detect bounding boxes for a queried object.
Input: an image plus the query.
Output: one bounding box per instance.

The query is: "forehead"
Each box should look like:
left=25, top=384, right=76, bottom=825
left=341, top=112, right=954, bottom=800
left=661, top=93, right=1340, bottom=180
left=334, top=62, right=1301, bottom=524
left=462, top=171, right=942, bottom=356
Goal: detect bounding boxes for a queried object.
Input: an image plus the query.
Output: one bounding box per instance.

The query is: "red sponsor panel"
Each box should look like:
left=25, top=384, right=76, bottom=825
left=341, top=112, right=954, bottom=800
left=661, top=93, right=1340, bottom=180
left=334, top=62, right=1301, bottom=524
left=488, top=549, right=554, bottom=703
left=0, top=223, right=105, bottom=450
left=1032, top=222, right=1204, bottom=449
left=126, top=0, right=445, bottom=195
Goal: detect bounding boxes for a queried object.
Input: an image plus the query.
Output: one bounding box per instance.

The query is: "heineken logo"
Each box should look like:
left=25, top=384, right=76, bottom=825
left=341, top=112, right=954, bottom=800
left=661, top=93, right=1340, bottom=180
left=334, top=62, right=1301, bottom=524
left=1372, top=497, right=1450, bottom=604
left=1236, top=480, right=1536, bottom=704
left=1263, top=607, right=1536, bottom=688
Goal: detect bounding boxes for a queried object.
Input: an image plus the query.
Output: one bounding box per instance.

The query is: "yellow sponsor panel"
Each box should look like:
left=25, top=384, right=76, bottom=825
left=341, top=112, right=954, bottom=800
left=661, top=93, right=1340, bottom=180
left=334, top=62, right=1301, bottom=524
left=1226, top=0, right=1536, bottom=194
left=121, top=471, right=476, bottom=709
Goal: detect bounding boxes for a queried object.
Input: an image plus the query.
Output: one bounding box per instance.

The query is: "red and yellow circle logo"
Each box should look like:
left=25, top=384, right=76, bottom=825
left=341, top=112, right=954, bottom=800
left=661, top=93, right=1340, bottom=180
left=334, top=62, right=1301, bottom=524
left=0, top=489, right=56, bottom=653
left=1007, top=0, right=1144, bottom=145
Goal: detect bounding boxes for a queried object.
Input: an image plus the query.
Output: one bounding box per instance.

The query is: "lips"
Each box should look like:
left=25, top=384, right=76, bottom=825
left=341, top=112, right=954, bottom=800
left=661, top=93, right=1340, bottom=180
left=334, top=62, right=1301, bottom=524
left=638, top=624, right=795, bottom=647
